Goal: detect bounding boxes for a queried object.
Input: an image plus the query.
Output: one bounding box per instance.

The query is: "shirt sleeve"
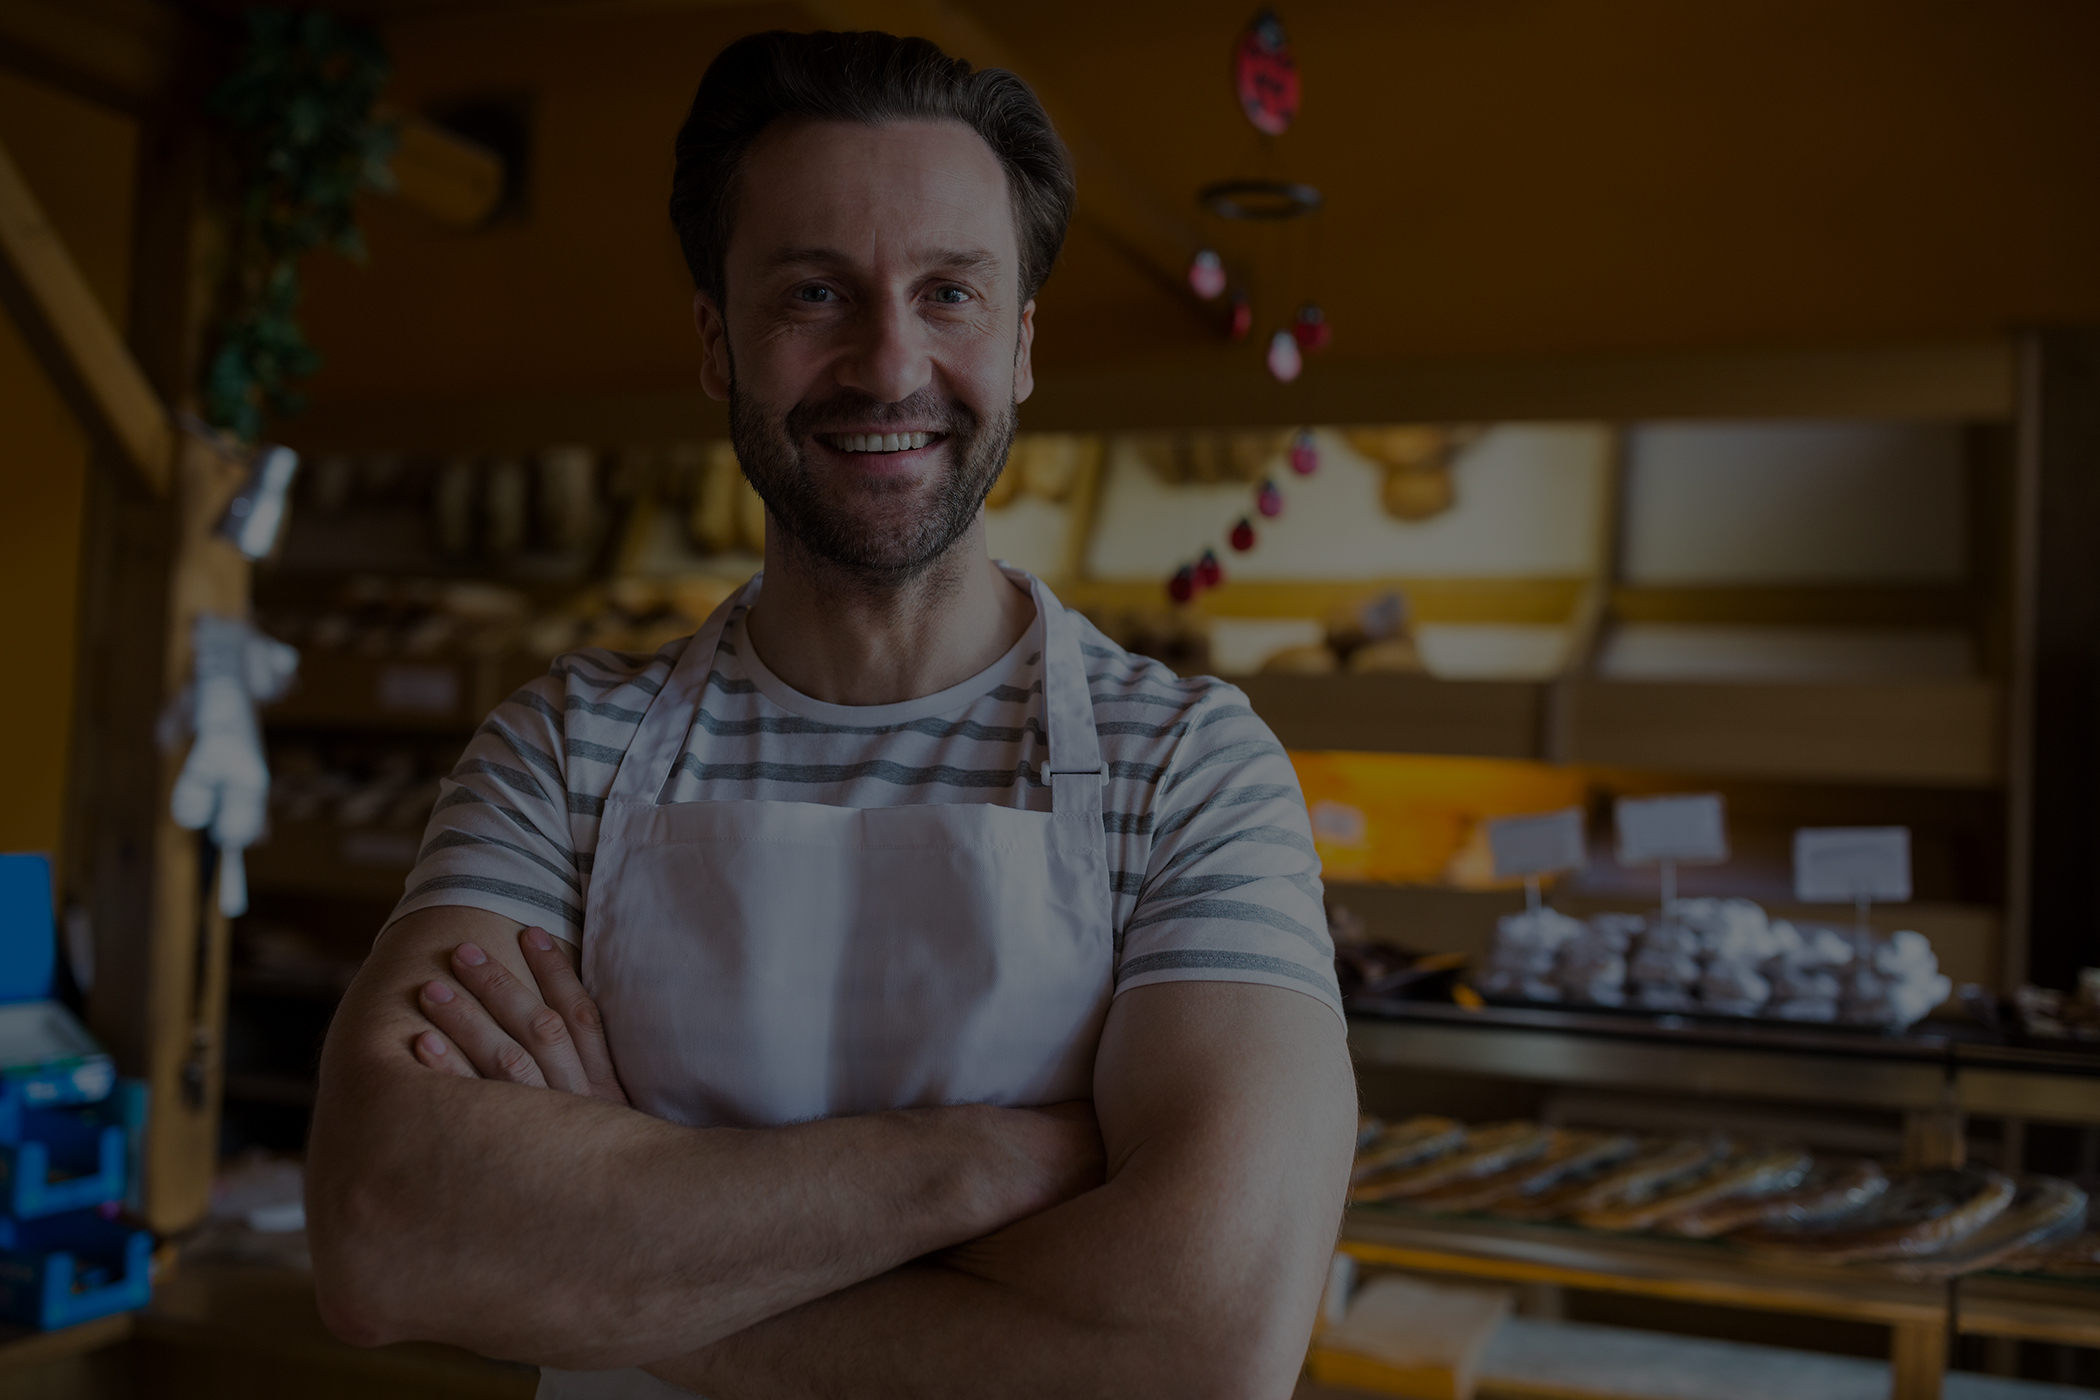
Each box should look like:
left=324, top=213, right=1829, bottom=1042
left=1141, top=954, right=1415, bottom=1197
left=382, top=668, right=591, bottom=944
left=1114, top=683, right=1342, bottom=1021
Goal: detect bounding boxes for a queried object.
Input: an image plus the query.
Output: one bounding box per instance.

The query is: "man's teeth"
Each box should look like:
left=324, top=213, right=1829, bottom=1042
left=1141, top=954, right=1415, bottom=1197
left=832, top=432, right=933, bottom=453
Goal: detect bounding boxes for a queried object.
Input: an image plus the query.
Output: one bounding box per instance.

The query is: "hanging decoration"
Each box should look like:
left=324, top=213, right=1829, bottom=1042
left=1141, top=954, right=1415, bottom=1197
left=1232, top=9, right=1301, bottom=136
left=1288, top=428, right=1320, bottom=476
left=1188, top=249, right=1227, bottom=300
left=1159, top=432, right=1323, bottom=604
left=1197, top=10, right=1329, bottom=383
left=1292, top=302, right=1330, bottom=352
left=204, top=9, right=399, bottom=442
left=1265, top=329, right=1302, bottom=383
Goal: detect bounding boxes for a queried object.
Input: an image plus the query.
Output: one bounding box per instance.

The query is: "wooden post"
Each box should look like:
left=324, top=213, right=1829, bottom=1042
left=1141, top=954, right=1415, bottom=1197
left=2006, top=329, right=2100, bottom=990
left=1889, top=1320, right=1947, bottom=1400
left=61, top=64, right=247, bottom=1233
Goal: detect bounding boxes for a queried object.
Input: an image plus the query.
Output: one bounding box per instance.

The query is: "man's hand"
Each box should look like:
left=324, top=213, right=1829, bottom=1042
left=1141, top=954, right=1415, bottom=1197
left=412, top=925, right=629, bottom=1104
left=408, top=926, right=1107, bottom=1217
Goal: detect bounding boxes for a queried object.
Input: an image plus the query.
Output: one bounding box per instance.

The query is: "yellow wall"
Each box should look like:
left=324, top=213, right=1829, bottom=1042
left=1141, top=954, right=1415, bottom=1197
left=0, top=72, right=137, bottom=860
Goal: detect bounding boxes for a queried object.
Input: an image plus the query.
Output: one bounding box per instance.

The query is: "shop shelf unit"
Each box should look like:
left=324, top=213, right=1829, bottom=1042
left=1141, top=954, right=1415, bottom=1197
left=1342, top=1002, right=2100, bottom=1400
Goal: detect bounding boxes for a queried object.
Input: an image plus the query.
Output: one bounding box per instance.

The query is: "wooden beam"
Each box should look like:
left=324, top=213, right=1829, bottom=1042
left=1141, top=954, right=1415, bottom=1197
left=1022, top=339, right=2017, bottom=431
left=383, top=109, right=507, bottom=229
left=0, top=133, right=170, bottom=492
left=0, top=0, right=182, bottom=112
left=1610, top=584, right=1981, bottom=629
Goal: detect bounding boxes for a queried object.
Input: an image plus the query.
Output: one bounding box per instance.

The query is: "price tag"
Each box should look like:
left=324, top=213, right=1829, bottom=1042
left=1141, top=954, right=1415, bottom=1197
left=1615, top=793, right=1729, bottom=867
left=1793, top=827, right=1911, bottom=903
left=1487, top=807, right=1587, bottom=881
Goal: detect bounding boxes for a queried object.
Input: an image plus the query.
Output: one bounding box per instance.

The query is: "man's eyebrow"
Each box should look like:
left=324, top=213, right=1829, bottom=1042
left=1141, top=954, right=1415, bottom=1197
left=765, top=246, right=1004, bottom=275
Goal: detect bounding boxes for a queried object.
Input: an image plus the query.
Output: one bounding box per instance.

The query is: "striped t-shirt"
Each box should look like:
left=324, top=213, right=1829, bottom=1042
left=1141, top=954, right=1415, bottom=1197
left=388, top=575, right=1341, bottom=1018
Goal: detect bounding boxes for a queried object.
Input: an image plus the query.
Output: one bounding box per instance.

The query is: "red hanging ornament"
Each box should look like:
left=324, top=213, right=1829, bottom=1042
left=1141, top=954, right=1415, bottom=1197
left=1196, top=549, right=1224, bottom=589
left=1256, top=478, right=1284, bottom=518
left=1226, top=292, right=1253, bottom=342
left=1167, top=565, right=1196, bottom=604
left=1188, top=249, right=1227, bottom=300
left=1233, top=11, right=1301, bottom=137
left=1266, top=328, right=1303, bottom=383
left=1229, top=516, right=1257, bottom=552
left=1292, top=301, right=1331, bottom=353
left=1289, top=429, right=1319, bottom=475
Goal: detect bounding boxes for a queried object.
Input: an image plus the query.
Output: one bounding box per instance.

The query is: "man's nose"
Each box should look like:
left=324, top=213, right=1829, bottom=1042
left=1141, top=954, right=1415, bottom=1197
left=834, top=293, right=931, bottom=405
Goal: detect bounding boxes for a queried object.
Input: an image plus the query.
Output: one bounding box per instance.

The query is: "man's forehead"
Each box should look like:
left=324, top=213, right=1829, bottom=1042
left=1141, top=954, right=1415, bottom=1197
left=732, top=118, right=1016, bottom=266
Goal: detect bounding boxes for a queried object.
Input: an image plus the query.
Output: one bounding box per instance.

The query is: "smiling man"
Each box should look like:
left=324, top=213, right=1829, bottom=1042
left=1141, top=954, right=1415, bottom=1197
left=307, top=29, right=1354, bottom=1400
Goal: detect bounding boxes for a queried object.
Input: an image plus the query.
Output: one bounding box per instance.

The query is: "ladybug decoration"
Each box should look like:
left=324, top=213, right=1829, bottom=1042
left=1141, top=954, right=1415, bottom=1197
left=1289, top=428, right=1319, bottom=476
left=1229, top=516, right=1257, bottom=552
left=1167, top=565, right=1196, bottom=605
left=1256, top=478, right=1285, bottom=518
left=1188, top=249, right=1227, bottom=300
left=1266, top=329, right=1303, bottom=383
left=1196, top=549, right=1224, bottom=589
left=1292, top=302, right=1330, bottom=353
left=1233, top=11, right=1301, bottom=137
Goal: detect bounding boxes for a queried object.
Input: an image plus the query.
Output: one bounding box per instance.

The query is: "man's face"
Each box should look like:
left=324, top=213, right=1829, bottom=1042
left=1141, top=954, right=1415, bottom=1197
left=697, top=118, right=1036, bottom=583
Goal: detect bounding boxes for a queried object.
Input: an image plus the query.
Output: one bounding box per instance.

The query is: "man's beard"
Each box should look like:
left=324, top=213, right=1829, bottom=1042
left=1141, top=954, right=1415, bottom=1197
left=728, top=380, right=1017, bottom=586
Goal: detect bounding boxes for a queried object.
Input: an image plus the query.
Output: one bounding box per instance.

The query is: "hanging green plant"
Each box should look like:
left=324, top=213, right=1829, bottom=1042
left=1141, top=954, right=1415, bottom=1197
left=204, top=9, right=398, bottom=442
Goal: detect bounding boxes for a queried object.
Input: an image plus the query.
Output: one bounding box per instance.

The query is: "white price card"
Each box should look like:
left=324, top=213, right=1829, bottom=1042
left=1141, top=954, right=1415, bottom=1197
left=1615, top=793, right=1729, bottom=867
left=1793, top=827, right=1911, bottom=903
left=1487, top=807, right=1587, bottom=881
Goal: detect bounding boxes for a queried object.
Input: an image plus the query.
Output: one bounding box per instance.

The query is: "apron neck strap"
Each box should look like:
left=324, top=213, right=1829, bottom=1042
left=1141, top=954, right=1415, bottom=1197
left=1032, top=576, right=1106, bottom=822
left=605, top=573, right=759, bottom=806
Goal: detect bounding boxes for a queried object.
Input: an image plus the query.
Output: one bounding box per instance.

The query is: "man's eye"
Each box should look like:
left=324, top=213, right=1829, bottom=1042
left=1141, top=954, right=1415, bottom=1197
left=932, top=286, right=971, bottom=304
left=795, top=286, right=836, bottom=303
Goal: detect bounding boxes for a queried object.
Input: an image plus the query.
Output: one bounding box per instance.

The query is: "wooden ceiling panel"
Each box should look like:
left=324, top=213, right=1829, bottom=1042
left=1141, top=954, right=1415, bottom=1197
left=287, top=0, right=2100, bottom=423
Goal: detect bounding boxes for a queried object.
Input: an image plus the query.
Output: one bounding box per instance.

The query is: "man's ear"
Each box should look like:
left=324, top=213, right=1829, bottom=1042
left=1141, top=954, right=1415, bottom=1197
left=1013, top=297, right=1037, bottom=406
left=695, top=291, right=732, bottom=402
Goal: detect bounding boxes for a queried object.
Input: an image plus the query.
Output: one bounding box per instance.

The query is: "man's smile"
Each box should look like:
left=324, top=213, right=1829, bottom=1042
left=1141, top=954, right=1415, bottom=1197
left=818, top=430, right=943, bottom=454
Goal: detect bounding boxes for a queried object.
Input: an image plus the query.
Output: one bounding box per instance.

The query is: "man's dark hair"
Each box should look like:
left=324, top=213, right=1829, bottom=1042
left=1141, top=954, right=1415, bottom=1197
left=669, top=30, right=1075, bottom=309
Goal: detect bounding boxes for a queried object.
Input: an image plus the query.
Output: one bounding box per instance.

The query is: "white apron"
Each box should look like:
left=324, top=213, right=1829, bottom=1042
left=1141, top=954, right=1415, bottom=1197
left=539, top=573, right=1114, bottom=1398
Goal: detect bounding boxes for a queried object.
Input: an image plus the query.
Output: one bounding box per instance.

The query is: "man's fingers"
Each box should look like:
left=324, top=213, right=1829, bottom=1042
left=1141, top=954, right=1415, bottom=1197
left=412, top=1027, right=478, bottom=1079
left=419, top=978, right=549, bottom=1089
left=517, top=927, right=630, bottom=1106
left=448, top=942, right=594, bottom=1096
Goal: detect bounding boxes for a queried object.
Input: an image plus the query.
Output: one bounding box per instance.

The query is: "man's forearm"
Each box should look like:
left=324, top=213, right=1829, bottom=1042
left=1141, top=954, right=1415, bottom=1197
left=647, top=984, right=1355, bottom=1400
left=649, top=1192, right=1325, bottom=1400
left=307, top=908, right=1089, bottom=1368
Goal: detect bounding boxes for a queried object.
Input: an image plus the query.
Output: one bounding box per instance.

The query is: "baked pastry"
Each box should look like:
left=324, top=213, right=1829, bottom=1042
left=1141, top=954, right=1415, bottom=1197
left=1496, top=1134, right=1733, bottom=1223
left=1579, top=1149, right=1812, bottom=1233
left=1663, top=1157, right=1888, bottom=1239
left=1732, top=1166, right=2016, bottom=1264
left=1412, top=1131, right=1641, bottom=1215
left=1889, top=1176, right=2087, bottom=1280
left=1351, top=1116, right=1466, bottom=1183
left=1354, top=1122, right=1554, bottom=1202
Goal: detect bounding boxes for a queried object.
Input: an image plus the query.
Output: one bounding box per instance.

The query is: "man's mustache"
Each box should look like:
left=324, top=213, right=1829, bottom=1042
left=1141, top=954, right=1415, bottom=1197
left=784, top=389, right=975, bottom=439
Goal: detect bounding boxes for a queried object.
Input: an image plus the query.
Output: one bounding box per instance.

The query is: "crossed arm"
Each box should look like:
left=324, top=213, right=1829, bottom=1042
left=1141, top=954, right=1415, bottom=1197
left=307, top=905, right=1356, bottom=1396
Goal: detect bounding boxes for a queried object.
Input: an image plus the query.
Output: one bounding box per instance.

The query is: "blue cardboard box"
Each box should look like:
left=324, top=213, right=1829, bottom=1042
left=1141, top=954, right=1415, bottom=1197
left=0, top=1100, right=125, bottom=1219
left=0, top=1212, right=150, bottom=1330
left=0, top=855, right=54, bottom=1004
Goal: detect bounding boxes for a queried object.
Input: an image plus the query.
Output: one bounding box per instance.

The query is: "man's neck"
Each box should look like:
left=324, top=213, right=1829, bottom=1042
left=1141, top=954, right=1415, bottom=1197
left=740, top=518, right=1034, bottom=707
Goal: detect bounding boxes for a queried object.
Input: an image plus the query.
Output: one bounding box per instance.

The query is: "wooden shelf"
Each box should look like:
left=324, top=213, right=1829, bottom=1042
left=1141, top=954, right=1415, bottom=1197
left=0, top=1312, right=133, bottom=1373
left=1240, top=674, right=2003, bottom=787
left=1239, top=674, right=1544, bottom=759
left=140, top=1262, right=535, bottom=1399
left=1558, top=678, right=2002, bottom=788
left=245, top=820, right=421, bottom=901
left=264, top=650, right=546, bottom=734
